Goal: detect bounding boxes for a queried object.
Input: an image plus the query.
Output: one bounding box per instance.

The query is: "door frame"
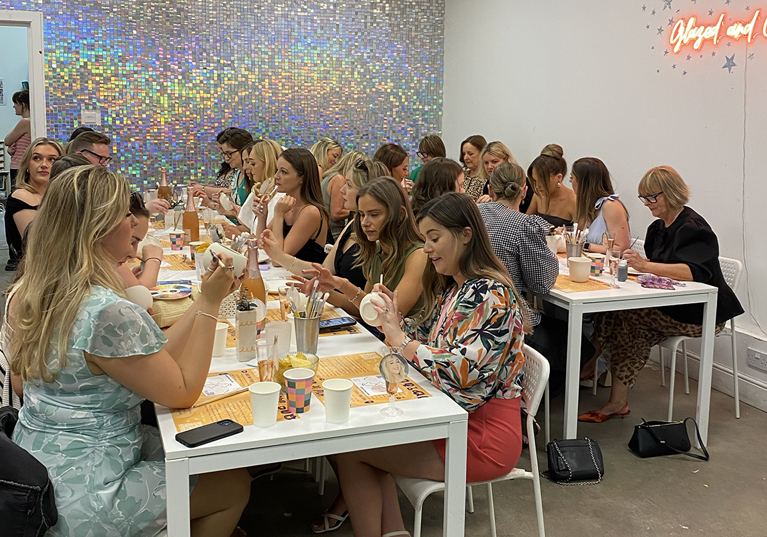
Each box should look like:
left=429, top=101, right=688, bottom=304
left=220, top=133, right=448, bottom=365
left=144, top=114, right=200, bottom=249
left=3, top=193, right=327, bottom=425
left=0, top=10, right=46, bottom=138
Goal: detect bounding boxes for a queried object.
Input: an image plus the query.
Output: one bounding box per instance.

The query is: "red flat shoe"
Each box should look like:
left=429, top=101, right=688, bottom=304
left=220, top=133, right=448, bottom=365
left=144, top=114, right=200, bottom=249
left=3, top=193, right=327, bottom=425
left=578, top=403, right=630, bottom=423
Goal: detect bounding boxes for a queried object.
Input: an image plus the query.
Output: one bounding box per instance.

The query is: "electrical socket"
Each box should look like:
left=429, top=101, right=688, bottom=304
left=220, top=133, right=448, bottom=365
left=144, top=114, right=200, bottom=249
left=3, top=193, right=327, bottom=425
left=747, top=348, right=767, bottom=372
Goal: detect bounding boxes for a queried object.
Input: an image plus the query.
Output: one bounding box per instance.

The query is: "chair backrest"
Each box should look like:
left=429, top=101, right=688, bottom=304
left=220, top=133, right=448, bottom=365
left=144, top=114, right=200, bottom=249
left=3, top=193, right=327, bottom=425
left=719, top=256, right=743, bottom=291
left=633, top=238, right=646, bottom=258
left=521, top=345, right=550, bottom=418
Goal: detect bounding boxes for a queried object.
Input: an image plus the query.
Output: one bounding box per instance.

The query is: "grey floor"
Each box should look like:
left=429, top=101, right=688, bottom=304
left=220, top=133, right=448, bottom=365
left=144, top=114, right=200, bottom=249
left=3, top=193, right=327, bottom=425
left=0, top=208, right=765, bottom=537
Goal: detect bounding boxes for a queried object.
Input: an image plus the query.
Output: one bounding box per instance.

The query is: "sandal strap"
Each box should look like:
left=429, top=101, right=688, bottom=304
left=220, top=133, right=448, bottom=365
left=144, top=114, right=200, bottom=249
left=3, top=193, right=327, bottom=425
left=382, top=532, right=411, bottom=537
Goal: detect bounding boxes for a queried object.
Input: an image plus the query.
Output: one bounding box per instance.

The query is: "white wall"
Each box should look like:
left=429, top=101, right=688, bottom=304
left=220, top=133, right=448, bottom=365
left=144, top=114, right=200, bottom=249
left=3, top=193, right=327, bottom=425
left=0, top=25, right=29, bottom=162
left=443, top=0, right=767, bottom=408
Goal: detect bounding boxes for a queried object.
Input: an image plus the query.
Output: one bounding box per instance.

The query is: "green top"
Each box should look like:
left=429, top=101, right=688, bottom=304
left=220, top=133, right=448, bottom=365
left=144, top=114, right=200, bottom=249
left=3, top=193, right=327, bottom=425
left=368, top=241, right=424, bottom=317
left=409, top=165, right=423, bottom=183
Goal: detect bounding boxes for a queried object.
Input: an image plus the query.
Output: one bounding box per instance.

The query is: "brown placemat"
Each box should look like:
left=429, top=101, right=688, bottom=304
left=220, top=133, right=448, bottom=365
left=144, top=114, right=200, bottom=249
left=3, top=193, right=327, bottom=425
left=553, top=274, right=614, bottom=293
left=162, top=254, right=196, bottom=271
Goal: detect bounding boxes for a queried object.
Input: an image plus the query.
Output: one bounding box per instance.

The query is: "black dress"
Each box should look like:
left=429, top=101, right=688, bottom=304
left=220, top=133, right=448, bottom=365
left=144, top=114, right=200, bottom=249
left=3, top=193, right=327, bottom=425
left=4, top=196, right=37, bottom=268
left=645, top=206, right=743, bottom=325
left=282, top=205, right=328, bottom=264
left=333, top=224, right=366, bottom=290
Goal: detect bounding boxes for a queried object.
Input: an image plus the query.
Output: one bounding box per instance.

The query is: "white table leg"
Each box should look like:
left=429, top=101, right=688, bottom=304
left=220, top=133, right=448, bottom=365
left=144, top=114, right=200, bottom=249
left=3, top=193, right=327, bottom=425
left=695, top=292, right=718, bottom=447
left=564, top=304, right=584, bottom=439
left=443, top=419, right=468, bottom=537
left=166, top=458, right=191, bottom=537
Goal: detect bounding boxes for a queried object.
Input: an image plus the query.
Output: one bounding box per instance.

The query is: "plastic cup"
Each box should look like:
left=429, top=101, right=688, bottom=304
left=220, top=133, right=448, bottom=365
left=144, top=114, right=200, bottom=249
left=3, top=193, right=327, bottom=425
left=568, top=257, right=592, bottom=283
left=283, top=367, right=315, bottom=414
left=294, top=315, right=321, bottom=355
left=213, top=322, right=228, bottom=357
left=264, top=321, right=292, bottom=361
left=249, top=381, right=281, bottom=427
left=322, top=378, right=353, bottom=424
left=169, top=230, right=184, bottom=251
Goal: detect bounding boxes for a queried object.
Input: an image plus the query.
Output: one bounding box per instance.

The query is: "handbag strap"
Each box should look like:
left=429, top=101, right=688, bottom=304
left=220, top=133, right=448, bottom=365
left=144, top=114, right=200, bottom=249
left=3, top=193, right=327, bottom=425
left=641, top=418, right=710, bottom=461
left=548, top=438, right=603, bottom=486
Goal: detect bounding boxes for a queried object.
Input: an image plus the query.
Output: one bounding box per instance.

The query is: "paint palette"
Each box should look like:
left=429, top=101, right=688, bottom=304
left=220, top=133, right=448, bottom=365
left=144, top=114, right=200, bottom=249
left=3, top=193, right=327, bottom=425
left=150, top=283, right=192, bottom=300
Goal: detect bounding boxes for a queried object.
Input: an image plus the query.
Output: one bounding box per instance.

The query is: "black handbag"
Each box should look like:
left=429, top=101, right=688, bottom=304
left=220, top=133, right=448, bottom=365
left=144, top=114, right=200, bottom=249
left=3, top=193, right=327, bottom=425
left=545, top=438, right=604, bottom=485
left=628, top=418, right=709, bottom=461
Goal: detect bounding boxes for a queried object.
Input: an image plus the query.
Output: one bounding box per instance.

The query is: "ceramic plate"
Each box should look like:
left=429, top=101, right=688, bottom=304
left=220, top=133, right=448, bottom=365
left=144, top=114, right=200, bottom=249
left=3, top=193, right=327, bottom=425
left=150, top=283, right=192, bottom=300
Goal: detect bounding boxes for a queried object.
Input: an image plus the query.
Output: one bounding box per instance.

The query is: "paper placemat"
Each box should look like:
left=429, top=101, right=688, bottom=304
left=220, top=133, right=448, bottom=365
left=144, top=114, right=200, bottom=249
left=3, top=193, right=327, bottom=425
left=553, top=274, right=614, bottom=293
left=264, top=306, right=361, bottom=336
left=170, top=368, right=297, bottom=432
left=161, top=254, right=196, bottom=271
left=311, top=352, right=432, bottom=408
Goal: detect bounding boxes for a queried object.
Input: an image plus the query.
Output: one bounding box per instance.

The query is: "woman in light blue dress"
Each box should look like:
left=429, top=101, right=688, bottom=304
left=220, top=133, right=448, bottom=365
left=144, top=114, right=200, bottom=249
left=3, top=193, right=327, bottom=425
left=7, top=165, right=250, bottom=536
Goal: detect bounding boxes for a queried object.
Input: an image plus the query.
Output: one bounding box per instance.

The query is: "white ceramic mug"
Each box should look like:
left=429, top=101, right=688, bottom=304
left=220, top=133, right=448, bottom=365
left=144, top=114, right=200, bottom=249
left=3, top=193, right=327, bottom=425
left=359, top=292, right=385, bottom=326
left=568, top=257, right=592, bottom=283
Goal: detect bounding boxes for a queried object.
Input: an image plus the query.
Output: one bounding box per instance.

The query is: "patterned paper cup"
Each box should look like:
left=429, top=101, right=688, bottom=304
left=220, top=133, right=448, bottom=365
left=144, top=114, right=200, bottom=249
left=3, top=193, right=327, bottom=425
left=169, top=230, right=184, bottom=251
left=588, top=253, right=605, bottom=277
left=283, top=367, right=315, bottom=414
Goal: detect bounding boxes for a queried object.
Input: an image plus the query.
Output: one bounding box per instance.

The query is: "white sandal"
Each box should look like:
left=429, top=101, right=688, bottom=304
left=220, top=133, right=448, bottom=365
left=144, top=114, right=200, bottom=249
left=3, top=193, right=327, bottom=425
left=311, top=511, right=349, bottom=534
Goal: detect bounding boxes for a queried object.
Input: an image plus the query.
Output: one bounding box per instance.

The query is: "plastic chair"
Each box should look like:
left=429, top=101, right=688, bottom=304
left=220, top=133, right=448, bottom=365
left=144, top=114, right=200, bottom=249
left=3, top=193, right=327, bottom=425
left=395, top=345, right=549, bottom=537
left=659, top=257, right=743, bottom=420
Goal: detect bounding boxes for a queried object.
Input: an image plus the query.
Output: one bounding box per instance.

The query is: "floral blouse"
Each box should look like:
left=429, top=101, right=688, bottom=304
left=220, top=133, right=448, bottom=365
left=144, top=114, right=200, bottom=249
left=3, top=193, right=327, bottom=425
left=404, top=277, right=525, bottom=413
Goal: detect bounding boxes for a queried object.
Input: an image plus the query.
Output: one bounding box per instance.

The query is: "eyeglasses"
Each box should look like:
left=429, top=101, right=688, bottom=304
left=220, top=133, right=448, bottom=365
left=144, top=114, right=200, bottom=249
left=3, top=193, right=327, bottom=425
left=80, top=148, right=112, bottom=165
left=354, top=158, right=369, bottom=173
left=220, top=150, right=238, bottom=159
left=416, top=151, right=429, bottom=159
left=638, top=191, right=663, bottom=204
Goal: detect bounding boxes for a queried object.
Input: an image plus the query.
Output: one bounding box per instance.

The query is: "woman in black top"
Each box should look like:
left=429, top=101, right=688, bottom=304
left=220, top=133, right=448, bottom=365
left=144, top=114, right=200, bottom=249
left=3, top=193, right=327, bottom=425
left=259, top=157, right=388, bottom=317
left=580, top=166, right=743, bottom=423
left=4, top=138, right=63, bottom=271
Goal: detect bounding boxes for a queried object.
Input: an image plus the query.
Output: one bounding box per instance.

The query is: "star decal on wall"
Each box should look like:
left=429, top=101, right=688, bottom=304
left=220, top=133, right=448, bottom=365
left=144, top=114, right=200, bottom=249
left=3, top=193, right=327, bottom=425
left=712, top=51, right=717, bottom=56
left=725, top=0, right=731, bottom=4
left=672, top=64, right=677, bottom=69
left=663, top=0, right=673, bottom=10
left=668, top=17, right=675, bottom=25
left=652, top=9, right=657, bottom=15
left=683, top=70, right=687, bottom=75
left=723, top=54, right=736, bottom=73
left=749, top=52, right=755, bottom=60
left=746, top=6, right=751, bottom=11
left=647, top=24, right=651, bottom=28
left=657, top=26, right=665, bottom=34
left=642, top=4, right=647, bottom=11
left=708, top=9, right=714, bottom=15
left=686, top=54, right=691, bottom=60
left=664, top=49, right=670, bottom=55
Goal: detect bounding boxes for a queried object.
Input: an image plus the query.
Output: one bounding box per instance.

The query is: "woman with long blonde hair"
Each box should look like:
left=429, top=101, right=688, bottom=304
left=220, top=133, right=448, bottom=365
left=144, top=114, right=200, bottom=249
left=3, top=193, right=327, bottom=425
left=8, top=166, right=250, bottom=536
left=321, top=150, right=365, bottom=240
left=311, top=137, right=343, bottom=175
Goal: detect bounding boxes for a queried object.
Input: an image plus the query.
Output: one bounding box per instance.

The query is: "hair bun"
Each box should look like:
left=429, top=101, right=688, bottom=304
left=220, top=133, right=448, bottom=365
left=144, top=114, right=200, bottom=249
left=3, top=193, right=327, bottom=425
left=540, top=144, right=564, bottom=160
left=504, top=183, right=520, bottom=199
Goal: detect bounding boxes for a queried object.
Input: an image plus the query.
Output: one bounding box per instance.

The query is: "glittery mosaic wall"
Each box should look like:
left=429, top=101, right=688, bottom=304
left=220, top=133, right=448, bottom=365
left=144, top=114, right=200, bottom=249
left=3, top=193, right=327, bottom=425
left=0, top=1, right=444, bottom=186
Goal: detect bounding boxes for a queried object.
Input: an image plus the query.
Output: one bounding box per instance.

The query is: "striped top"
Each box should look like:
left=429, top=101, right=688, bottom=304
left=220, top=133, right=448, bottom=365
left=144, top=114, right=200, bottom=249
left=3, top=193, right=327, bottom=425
left=10, top=133, right=31, bottom=169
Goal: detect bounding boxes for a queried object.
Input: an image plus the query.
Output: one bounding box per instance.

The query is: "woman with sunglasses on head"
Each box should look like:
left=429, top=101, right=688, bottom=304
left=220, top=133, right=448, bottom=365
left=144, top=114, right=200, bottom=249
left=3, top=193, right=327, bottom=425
left=320, top=150, right=365, bottom=241
left=8, top=166, right=251, bottom=536
left=297, top=177, right=428, bottom=322
left=570, top=157, right=630, bottom=253
left=334, top=192, right=527, bottom=537
left=525, top=144, right=576, bottom=227
left=580, top=166, right=743, bottom=422
left=4, top=137, right=63, bottom=271
left=254, top=148, right=330, bottom=264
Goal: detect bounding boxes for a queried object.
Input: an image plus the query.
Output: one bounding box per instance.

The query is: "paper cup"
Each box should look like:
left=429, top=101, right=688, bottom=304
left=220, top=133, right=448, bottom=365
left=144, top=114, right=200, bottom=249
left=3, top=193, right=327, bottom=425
left=249, top=381, right=281, bottom=427
left=359, top=292, right=385, bottom=327
left=283, top=367, right=315, bottom=414
left=322, top=378, right=353, bottom=424
left=568, top=257, right=592, bottom=283
left=169, top=230, right=184, bottom=251
left=213, top=322, right=228, bottom=357
left=587, top=253, right=605, bottom=277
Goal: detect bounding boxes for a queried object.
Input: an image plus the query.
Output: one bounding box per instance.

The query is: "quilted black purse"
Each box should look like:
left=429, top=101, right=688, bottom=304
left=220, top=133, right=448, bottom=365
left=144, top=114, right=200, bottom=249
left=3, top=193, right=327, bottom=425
left=545, top=438, right=604, bottom=485
left=628, top=418, right=709, bottom=460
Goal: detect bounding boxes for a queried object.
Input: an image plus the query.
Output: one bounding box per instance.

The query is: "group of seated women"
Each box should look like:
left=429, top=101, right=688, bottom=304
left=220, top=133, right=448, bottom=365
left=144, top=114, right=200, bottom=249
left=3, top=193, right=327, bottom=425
left=1, top=125, right=743, bottom=537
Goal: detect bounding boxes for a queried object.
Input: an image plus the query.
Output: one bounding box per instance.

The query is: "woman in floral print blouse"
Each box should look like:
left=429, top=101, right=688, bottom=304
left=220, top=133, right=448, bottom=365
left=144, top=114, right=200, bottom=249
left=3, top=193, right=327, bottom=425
left=335, top=192, right=528, bottom=537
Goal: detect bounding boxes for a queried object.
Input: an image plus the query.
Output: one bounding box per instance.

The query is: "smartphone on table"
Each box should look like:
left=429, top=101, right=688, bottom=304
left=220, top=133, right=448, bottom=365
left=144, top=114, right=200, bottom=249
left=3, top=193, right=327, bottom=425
left=175, top=419, right=243, bottom=448
left=319, top=316, right=356, bottom=331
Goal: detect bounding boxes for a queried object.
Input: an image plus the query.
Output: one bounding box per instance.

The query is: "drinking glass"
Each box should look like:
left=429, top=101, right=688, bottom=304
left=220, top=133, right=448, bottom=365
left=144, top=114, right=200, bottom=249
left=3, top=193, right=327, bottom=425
left=608, top=247, right=622, bottom=287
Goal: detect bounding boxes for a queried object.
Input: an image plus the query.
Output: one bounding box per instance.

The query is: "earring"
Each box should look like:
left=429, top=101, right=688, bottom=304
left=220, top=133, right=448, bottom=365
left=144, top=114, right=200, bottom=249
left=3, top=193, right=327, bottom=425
left=557, top=181, right=561, bottom=188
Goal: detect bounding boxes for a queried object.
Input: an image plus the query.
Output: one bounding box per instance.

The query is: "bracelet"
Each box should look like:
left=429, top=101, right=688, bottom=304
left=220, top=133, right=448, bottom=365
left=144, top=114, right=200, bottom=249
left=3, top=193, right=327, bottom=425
left=144, top=257, right=162, bottom=264
left=196, top=311, right=218, bottom=322
left=348, top=287, right=362, bottom=303
left=396, top=335, right=413, bottom=355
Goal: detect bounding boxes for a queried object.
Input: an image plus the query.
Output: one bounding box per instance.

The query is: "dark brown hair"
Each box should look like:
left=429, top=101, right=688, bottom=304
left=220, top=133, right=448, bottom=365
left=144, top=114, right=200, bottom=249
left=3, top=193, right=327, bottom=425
left=527, top=144, right=567, bottom=209
left=67, top=131, right=111, bottom=155
left=411, top=158, right=463, bottom=215
left=373, top=143, right=408, bottom=174
left=418, top=135, right=446, bottom=158
left=50, top=154, right=90, bottom=181
left=459, top=135, right=487, bottom=167
left=279, top=148, right=329, bottom=222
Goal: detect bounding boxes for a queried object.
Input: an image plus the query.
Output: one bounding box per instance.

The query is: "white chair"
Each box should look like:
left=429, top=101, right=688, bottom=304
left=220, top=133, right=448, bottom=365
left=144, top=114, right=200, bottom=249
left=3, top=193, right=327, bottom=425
left=395, top=345, right=548, bottom=537
left=659, top=257, right=743, bottom=420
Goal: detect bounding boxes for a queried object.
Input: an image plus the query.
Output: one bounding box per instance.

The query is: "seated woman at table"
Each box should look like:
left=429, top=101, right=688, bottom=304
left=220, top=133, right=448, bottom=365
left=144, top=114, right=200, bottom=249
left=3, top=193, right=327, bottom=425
left=261, top=157, right=388, bottom=319
left=116, top=192, right=164, bottom=294
left=321, top=150, right=365, bottom=241
left=525, top=144, right=576, bottom=228
left=254, top=148, right=330, bottom=264
left=8, top=166, right=251, bottom=536
left=297, top=176, right=428, bottom=321
left=234, top=138, right=285, bottom=235
left=335, top=192, right=527, bottom=537
left=193, top=128, right=253, bottom=218
left=374, top=143, right=411, bottom=193
left=571, top=157, right=630, bottom=253
left=473, top=141, right=518, bottom=204
left=311, top=137, right=343, bottom=176
left=410, top=157, right=465, bottom=215
left=579, top=166, right=744, bottom=423
left=4, top=137, right=63, bottom=271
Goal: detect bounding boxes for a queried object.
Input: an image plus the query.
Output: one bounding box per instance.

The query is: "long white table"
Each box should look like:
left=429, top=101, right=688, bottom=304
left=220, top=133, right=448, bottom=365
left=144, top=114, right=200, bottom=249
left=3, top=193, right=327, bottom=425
left=537, top=264, right=718, bottom=445
left=151, top=245, right=469, bottom=537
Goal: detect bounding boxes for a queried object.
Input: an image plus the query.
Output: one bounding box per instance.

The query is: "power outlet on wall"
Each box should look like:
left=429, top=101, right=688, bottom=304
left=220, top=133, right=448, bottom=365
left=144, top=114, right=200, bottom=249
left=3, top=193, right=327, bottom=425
left=747, top=348, right=767, bottom=372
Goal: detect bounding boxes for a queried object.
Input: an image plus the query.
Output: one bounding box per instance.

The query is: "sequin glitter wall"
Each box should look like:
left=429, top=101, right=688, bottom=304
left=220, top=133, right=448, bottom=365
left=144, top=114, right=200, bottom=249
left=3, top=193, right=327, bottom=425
left=0, top=1, right=444, bottom=186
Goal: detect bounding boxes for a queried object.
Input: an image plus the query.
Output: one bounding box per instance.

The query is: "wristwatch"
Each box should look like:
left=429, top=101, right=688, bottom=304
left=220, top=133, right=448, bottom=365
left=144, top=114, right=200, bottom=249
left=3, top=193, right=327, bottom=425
left=583, top=241, right=590, bottom=251
left=396, top=335, right=413, bottom=355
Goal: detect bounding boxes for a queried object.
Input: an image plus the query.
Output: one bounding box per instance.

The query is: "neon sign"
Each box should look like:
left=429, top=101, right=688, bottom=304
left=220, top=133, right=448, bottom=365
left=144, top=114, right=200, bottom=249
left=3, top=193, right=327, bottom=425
left=669, top=9, right=764, bottom=53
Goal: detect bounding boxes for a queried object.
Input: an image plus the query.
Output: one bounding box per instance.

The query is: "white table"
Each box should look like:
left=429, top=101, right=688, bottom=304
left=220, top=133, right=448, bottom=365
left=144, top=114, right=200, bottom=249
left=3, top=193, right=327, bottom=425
left=537, top=266, right=718, bottom=445
left=153, top=254, right=469, bottom=537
